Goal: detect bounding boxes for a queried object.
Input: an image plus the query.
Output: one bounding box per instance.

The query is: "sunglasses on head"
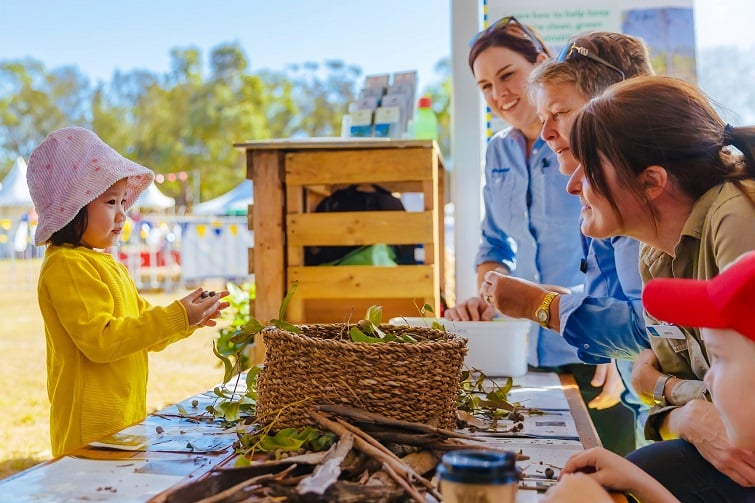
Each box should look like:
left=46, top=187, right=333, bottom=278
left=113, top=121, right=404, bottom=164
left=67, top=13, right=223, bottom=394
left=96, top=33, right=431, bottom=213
left=557, top=44, right=625, bottom=81
left=469, top=15, right=545, bottom=53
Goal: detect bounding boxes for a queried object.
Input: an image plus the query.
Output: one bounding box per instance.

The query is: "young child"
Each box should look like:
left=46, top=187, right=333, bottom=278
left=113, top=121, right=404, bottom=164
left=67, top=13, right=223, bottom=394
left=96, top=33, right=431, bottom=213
left=542, top=251, right=755, bottom=502
left=27, top=127, right=230, bottom=456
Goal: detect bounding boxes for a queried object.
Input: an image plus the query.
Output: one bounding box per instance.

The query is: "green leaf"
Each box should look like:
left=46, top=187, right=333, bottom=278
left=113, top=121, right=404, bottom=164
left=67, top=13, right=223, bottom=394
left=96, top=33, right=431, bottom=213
left=229, top=330, right=255, bottom=345
left=234, top=455, right=251, bottom=467
left=431, top=320, right=446, bottom=331
left=421, top=303, right=435, bottom=315
left=350, top=326, right=385, bottom=343
left=218, top=400, right=241, bottom=422
left=176, top=404, right=189, bottom=416
left=213, top=385, right=231, bottom=398
left=499, top=376, right=513, bottom=395
left=278, top=280, right=299, bottom=320
left=213, top=341, right=235, bottom=383
left=297, top=426, right=320, bottom=444
left=271, top=319, right=301, bottom=334
left=381, top=332, right=399, bottom=342
left=259, top=428, right=306, bottom=451
left=310, top=432, right=336, bottom=451
left=246, top=365, right=262, bottom=391
left=237, top=317, right=265, bottom=336
left=366, top=305, right=383, bottom=326
left=397, top=333, right=418, bottom=343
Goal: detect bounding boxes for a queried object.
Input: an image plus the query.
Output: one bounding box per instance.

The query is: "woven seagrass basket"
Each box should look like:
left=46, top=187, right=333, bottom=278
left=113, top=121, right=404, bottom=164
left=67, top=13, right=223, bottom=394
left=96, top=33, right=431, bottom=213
left=255, top=324, right=467, bottom=429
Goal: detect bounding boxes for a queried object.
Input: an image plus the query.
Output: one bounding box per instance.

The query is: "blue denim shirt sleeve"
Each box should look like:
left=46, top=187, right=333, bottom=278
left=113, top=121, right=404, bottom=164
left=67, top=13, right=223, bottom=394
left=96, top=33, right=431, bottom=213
left=559, top=236, right=650, bottom=363
left=475, top=131, right=516, bottom=273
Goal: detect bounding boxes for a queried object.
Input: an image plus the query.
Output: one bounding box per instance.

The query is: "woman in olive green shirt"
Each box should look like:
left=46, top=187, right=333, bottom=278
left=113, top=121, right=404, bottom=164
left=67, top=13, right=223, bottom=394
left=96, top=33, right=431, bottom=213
left=567, top=75, right=755, bottom=501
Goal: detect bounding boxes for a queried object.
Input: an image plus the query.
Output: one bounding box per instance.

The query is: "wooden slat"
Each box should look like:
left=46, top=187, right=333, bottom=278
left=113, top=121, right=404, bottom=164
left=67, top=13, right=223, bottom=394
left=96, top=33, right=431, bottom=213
left=287, top=211, right=433, bottom=246
left=235, top=138, right=439, bottom=152
left=301, top=298, right=430, bottom=324
left=248, top=150, right=285, bottom=364
left=288, top=265, right=435, bottom=299
left=285, top=148, right=436, bottom=185
left=560, top=373, right=602, bottom=449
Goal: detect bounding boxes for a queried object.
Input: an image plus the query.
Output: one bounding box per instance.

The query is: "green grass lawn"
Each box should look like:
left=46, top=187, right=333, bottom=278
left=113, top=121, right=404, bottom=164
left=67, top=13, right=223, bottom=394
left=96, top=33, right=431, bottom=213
left=0, top=258, right=229, bottom=480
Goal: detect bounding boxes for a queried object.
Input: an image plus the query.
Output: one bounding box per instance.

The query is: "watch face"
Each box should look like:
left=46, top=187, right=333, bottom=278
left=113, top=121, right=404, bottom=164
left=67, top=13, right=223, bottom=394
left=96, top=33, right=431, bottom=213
left=536, top=309, right=547, bottom=322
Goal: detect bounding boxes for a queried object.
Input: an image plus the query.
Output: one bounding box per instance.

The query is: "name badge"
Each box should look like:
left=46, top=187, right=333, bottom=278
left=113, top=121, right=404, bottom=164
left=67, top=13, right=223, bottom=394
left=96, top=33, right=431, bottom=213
left=646, top=324, right=686, bottom=340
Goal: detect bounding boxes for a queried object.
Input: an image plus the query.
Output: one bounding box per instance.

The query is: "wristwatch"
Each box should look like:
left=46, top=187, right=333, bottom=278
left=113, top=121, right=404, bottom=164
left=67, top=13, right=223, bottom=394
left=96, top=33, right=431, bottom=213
left=534, top=291, right=559, bottom=329
left=653, top=374, right=674, bottom=406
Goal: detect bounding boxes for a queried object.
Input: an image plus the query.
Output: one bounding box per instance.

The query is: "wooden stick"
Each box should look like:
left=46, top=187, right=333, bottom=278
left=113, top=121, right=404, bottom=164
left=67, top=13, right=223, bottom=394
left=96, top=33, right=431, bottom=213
left=309, top=410, right=430, bottom=503
left=194, top=465, right=295, bottom=503
left=367, top=450, right=440, bottom=488
left=317, top=403, right=477, bottom=440
left=332, top=415, right=442, bottom=500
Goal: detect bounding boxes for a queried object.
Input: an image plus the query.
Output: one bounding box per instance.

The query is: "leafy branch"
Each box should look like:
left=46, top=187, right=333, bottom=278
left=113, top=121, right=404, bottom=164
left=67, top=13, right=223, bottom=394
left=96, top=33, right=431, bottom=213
left=209, top=281, right=301, bottom=422
left=348, top=302, right=442, bottom=343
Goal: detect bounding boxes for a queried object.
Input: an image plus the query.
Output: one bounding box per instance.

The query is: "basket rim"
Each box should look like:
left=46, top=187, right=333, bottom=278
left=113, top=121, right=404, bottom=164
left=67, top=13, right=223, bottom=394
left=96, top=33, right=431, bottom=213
left=261, top=323, right=468, bottom=347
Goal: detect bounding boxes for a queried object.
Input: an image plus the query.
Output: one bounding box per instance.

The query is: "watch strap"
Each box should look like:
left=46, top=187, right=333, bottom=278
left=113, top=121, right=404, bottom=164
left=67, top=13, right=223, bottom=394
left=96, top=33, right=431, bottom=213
left=653, top=374, right=674, bottom=406
left=535, top=291, right=559, bottom=329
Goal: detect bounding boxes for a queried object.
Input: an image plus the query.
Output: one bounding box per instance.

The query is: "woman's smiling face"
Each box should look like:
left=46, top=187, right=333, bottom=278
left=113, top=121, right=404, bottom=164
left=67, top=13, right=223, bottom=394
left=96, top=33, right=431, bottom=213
left=473, top=45, right=540, bottom=131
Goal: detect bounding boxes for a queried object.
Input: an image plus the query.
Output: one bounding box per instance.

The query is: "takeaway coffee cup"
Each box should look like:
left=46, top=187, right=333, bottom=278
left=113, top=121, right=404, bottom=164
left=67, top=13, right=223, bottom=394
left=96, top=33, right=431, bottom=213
left=437, top=449, right=518, bottom=503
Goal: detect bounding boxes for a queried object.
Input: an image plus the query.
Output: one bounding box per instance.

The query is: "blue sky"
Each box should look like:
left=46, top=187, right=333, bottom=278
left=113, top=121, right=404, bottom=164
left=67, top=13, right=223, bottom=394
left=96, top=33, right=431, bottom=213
left=2, top=0, right=754, bottom=96
left=0, top=0, right=451, bottom=93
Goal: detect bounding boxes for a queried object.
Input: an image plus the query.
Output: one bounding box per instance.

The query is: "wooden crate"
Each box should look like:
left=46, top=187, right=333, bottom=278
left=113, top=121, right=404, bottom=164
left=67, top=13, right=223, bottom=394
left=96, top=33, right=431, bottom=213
left=235, top=139, right=446, bottom=363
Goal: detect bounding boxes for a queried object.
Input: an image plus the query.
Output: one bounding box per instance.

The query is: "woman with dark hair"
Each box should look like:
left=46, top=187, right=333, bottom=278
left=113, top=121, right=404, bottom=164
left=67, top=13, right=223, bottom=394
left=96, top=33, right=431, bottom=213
left=568, top=75, right=755, bottom=501
left=445, top=18, right=632, bottom=453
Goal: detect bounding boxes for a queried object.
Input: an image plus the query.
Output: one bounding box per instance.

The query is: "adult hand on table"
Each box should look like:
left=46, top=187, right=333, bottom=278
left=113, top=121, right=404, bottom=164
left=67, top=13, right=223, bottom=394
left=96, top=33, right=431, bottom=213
left=587, top=362, right=624, bottom=410
left=444, top=295, right=496, bottom=321
left=479, top=271, right=571, bottom=325
left=669, top=399, right=755, bottom=487
left=552, top=447, right=680, bottom=503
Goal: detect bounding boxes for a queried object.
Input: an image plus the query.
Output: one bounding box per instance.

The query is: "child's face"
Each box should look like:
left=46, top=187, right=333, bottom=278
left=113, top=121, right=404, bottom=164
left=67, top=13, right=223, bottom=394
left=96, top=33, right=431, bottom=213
left=80, top=178, right=128, bottom=250
left=703, top=327, right=755, bottom=450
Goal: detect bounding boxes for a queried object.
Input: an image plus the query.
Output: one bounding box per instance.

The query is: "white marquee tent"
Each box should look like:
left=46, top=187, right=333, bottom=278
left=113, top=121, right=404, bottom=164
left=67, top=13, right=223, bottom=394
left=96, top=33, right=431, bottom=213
left=0, top=156, right=33, bottom=210
left=133, top=183, right=176, bottom=211
left=192, top=179, right=252, bottom=216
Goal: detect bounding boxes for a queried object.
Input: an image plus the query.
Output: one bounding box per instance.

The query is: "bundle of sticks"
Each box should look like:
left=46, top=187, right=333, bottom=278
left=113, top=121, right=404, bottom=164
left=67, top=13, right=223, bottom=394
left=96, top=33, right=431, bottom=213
left=180, top=403, right=519, bottom=503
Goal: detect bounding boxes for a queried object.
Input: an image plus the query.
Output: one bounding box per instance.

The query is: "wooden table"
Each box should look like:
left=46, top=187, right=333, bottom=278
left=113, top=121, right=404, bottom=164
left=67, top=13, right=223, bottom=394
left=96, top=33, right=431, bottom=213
left=0, top=371, right=599, bottom=501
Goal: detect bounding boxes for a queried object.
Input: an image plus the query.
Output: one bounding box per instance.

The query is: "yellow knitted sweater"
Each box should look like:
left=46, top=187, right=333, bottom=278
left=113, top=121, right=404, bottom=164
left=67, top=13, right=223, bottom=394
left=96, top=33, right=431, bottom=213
left=37, top=245, right=195, bottom=455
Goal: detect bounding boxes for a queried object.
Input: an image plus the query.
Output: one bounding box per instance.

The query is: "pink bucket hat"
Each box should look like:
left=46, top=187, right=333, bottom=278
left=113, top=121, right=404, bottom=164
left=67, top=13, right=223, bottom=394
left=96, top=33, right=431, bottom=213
left=26, top=127, right=154, bottom=245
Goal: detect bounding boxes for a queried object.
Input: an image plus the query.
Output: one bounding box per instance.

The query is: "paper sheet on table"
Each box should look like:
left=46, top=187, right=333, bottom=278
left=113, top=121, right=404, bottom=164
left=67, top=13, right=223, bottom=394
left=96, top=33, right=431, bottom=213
left=483, top=373, right=570, bottom=410
left=0, top=456, right=184, bottom=502
left=89, top=422, right=234, bottom=453
left=462, top=409, right=579, bottom=441
left=459, top=437, right=584, bottom=489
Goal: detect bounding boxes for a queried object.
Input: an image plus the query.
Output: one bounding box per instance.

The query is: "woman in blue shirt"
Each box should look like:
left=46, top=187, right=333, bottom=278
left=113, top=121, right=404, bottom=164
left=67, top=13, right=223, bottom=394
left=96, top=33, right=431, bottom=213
left=446, top=16, right=584, bottom=366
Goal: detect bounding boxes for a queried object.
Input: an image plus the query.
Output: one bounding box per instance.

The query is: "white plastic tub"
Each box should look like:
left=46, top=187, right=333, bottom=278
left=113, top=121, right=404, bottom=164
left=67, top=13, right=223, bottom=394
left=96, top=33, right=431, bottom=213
left=388, top=317, right=531, bottom=377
